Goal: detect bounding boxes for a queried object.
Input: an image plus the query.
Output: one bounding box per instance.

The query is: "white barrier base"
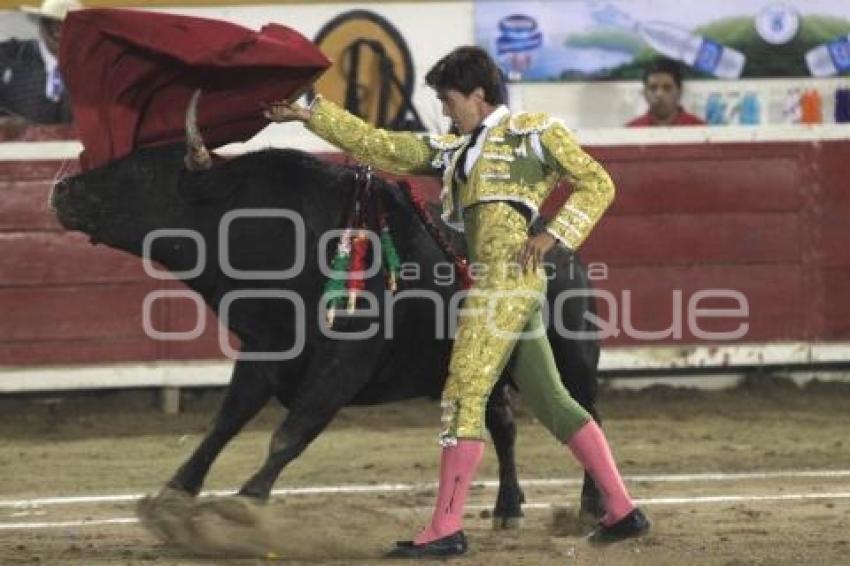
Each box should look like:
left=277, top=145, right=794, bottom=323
left=1, top=342, right=848, bottom=394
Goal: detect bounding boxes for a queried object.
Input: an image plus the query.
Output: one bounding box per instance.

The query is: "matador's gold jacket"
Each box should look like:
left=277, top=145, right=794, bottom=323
left=306, top=98, right=614, bottom=250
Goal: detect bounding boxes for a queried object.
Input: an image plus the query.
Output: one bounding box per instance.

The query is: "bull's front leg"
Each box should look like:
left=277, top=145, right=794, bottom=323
left=485, top=384, right=525, bottom=529
left=166, top=360, right=275, bottom=495
left=237, top=334, right=382, bottom=500
left=137, top=360, right=276, bottom=547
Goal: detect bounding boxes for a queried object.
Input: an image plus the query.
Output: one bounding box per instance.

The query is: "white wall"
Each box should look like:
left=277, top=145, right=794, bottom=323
left=0, top=12, right=37, bottom=40
left=157, top=2, right=850, bottom=131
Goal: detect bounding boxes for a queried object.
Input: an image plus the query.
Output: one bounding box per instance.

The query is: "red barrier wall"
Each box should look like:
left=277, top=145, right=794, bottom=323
left=1, top=138, right=848, bottom=366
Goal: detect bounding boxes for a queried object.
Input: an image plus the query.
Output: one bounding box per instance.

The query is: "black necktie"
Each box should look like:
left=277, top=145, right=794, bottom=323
left=455, top=124, right=485, bottom=183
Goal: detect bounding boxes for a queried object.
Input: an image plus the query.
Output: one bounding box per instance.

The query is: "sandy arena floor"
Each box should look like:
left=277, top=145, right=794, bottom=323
left=0, top=375, right=849, bottom=565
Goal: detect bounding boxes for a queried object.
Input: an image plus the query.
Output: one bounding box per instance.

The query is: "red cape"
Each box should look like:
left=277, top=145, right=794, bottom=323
left=59, top=8, right=331, bottom=170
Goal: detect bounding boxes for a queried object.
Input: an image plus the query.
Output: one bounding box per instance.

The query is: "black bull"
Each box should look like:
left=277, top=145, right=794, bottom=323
left=50, top=143, right=604, bottom=525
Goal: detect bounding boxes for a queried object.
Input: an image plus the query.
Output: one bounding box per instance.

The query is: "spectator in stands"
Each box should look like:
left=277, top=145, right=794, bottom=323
left=0, top=0, right=80, bottom=131
left=627, top=58, right=705, bottom=127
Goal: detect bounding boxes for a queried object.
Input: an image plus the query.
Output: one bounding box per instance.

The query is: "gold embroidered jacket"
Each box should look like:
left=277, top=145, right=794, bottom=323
left=306, top=98, right=614, bottom=250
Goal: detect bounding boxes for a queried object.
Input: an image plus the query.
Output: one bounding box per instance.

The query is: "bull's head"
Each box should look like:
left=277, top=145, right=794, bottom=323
left=50, top=91, right=340, bottom=281
left=51, top=91, right=214, bottom=268
left=51, top=144, right=188, bottom=252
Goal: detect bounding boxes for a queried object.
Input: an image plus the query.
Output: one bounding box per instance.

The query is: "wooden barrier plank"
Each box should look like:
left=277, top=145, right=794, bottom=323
left=604, top=157, right=801, bottom=216
left=582, top=213, right=802, bottom=266
left=0, top=232, right=148, bottom=286
left=0, top=181, right=62, bottom=232
left=0, top=283, right=162, bottom=341
left=815, top=214, right=850, bottom=268
left=821, top=268, right=850, bottom=340
left=0, top=160, right=78, bottom=183
left=816, top=142, right=850, bottom=211
left=158, top=334, right=231, bottom=361
left=591, top=264, right=806, bottom=343
left=0, top=338, right=160, bottom=367
left=584, top=145, right=803, bottom=214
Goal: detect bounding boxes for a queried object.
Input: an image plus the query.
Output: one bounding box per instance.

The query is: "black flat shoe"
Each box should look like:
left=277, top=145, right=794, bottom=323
left=384, top=530, right=468, bottom=558
left=587, top=507, right=650, bottom=545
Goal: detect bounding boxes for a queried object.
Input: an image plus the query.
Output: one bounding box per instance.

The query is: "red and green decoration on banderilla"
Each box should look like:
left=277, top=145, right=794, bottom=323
left=323, top=220, right=402, bottom=325
left=322, top=171, right=472, bottom=326
left=322, top=167, right=402, bottom=326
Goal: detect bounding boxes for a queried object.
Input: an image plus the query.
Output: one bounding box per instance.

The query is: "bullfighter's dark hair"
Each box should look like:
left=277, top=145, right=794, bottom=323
left=642, top=57, right=684, bottom=89
left=425, top=46, right=506, bottom=106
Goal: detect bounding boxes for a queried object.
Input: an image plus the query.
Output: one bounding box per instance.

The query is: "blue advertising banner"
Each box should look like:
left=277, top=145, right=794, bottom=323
left=475, top=0, right=850, bottom=81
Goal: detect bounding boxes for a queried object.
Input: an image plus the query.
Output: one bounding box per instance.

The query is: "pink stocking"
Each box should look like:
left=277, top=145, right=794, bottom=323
left=567, top=420, right=635, bottom=525
left=414, top=439, right=485, bottom=545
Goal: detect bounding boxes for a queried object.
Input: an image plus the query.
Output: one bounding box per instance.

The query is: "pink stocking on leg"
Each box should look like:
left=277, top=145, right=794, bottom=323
left=567, top=421, right=635, bottom=526
left=414, top=439, right=485, bottom=545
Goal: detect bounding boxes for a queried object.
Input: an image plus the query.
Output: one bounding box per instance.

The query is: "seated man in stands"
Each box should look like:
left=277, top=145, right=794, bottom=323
left=0, top=0, right=80, bottom=132
left=627, top=58, right=705, bottom=127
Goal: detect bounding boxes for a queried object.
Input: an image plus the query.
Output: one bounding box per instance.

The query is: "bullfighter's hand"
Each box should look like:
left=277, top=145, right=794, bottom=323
left=263, top=100, right=312, bottom=123
left=516, top=232, right=556, bottom=273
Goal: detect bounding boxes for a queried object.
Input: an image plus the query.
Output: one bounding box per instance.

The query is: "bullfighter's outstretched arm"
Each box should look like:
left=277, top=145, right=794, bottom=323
left=305, top=97, right=451, bottom=176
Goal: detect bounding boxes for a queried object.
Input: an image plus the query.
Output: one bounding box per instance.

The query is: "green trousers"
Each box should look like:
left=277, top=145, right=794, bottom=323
left=510, top=309, right=592, bottom=442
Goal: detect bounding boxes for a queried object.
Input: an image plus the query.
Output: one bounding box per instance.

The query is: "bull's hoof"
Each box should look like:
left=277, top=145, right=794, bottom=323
left=136, top=487, right=200, bottom=551
left=187, top=496, right=277, bottom=557
left=491, top=515, right=524, bottom=530
left=194, top=495, right=264, bottom=527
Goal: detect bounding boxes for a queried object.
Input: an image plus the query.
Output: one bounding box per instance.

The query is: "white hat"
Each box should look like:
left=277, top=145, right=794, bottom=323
left=20, top=0, right=82, bottom=21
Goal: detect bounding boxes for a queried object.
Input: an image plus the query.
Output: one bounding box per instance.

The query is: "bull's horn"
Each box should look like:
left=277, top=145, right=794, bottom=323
left=184, top=89, right=212, bottom=171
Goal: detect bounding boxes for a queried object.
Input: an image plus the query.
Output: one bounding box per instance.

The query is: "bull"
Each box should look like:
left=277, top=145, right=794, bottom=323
left=49, top=99, right=604, bottom=549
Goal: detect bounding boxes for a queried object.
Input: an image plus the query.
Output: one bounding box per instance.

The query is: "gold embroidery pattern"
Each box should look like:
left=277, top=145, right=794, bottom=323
left=307, top=98, right=436, bottom=175
left=466, top=178, right=551, bottom=210
left=428, top=133, right=465, bottom=151
left=540, top=123, right=615, bottom=249
left=481, top=142, right=514, bottom=161
left=439, top=202, right=546, bottom=445
left=508, top=112, right=551, bottom=134
left=477, top=159, right=511, bottom=178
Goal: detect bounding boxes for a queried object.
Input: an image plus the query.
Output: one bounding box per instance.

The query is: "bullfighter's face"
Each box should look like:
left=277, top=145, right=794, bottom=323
left=437, top=88, right=486, bottom=135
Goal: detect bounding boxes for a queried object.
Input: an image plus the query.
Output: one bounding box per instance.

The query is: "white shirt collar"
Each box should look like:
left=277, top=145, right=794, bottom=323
left=481, top=104, right=510, bottom=130
left=459, top=105, right=511, bottom=178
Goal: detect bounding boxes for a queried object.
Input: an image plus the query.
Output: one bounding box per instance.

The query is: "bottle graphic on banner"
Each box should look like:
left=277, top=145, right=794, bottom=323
left=739, top=92, right=761, bottom=125
left=591, top=5, right=746, bottom=79
left=835, top=88, right=850, bottom=123
left=495, top=14, right=543, bottom=81
left=800, top=89, right=823, bottom=124
left=805, top=35, right=850, bottom=77
left=705, top=92, right=727, bottom=125
left=783, top=88, right=802, bottom=124
left=634, top=22, right=746, bottom=79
